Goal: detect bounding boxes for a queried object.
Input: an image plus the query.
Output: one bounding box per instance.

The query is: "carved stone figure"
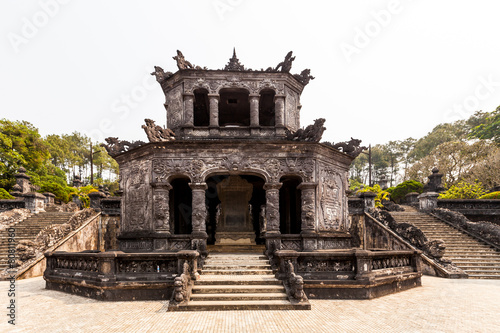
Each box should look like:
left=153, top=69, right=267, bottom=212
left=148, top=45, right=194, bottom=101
left=285, top=118, right=326, bottom=142
left=142, top=118, right=175, bottom=143
left=293, top=69, right=315, bottom=86
left=173, top=50, right=194, bottom=70
left=150, top=66, right=173, bottom=83
left=101, top=137, right=145, bottom=156
left=275, top=51, right=295, bottom=73
left=324, top=138, right=366, bottom=158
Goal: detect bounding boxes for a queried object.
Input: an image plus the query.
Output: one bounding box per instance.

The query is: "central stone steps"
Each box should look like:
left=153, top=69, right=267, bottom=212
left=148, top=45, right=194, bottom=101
left=174, top=252, right=310, bottom=310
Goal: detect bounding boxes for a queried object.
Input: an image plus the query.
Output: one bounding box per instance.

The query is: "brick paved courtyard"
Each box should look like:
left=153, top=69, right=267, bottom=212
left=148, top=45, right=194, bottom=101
left=1, top=276, right=499, bottom=333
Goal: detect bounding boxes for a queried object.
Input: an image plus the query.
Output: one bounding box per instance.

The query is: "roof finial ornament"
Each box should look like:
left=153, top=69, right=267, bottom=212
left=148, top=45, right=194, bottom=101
left=224, top=47, right=245, bottom=71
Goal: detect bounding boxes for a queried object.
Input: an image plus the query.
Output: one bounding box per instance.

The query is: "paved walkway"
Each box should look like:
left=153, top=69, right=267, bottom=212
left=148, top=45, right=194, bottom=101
left=1, top=276, right=499, bottom=332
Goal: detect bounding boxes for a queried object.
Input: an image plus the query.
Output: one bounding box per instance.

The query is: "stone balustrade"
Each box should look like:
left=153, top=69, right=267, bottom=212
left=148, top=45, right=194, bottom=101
left=44, top=250, right=199, bottom=301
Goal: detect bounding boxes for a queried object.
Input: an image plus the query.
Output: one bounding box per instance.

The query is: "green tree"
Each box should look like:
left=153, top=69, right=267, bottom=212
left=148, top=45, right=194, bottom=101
left=408, top=140, right=493, bottom=187
left=0, top=119, right=50, bottom=189
left=469, top=106, right=500, bottom=144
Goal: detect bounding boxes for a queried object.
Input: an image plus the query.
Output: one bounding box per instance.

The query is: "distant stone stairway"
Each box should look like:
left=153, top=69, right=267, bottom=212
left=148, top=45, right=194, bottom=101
left=178, top=252, right=310, bottom=310
left=391, top=211, right=500, bottom=279
left=0, top=212, right=74, bottom=269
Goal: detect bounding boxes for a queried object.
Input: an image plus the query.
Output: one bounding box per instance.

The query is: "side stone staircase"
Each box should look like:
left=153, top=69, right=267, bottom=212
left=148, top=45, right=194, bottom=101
left=177, top=252, right=310, bottom=310
left=0, top=212, right=75, bottom=270
left=391, top=211, right=500, bottom=279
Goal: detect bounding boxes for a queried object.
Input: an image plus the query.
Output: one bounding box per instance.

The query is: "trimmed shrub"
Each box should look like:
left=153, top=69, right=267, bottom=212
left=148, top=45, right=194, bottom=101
left=479, top=191, right=500, bottom=199
left=0, top=188, right=15, bottom=200
left=439, top=181, right=487, bottom=199
left=388, top=180, right=424, bottom=203
left=357, top=184, right=390, bottom=208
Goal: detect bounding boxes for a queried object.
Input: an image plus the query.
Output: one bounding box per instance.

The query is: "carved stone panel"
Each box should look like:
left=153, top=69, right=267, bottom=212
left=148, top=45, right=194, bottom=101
left=123, top=160, right=152, bottom=232
left=318, top=164, right=347, bottom=232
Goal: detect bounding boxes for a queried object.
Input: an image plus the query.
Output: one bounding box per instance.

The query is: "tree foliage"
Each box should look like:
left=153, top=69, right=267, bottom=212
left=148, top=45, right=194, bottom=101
left=349, top=106, right=500, bottom=191
left=0, top=119, right=119, bottom=198
left=469, top=106, right=500, bottom=143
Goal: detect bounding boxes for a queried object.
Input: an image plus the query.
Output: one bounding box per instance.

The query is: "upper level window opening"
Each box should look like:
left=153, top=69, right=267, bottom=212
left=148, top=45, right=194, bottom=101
left=259, top=89, right=276, bottom=126
left=219, top=88, right=250, bottom=126
left=193, top=88, right=209, bottom=126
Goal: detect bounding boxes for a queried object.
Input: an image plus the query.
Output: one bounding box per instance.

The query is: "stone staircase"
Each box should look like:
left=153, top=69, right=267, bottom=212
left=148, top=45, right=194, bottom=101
left=0, top=212, right=75, bottom=270
left=391, top=211, right=500, bottom=279
left=177, top=252, right=310, bottom=310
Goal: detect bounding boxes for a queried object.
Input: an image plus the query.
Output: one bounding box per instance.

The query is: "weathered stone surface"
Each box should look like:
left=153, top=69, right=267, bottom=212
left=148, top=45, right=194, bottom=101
left=432, top=208, right=500, bottom=246
left=0, top=208, right=31, bottom=231
left=15, top=209, right=96, bottom=266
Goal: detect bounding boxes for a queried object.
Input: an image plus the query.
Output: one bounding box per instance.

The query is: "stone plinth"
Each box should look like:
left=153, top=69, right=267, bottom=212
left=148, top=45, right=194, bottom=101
left=418, top=192, right=439, bottom=212
left=43, top=192, right=55, bottom=205
left=22, top=192, right=46, bottom=213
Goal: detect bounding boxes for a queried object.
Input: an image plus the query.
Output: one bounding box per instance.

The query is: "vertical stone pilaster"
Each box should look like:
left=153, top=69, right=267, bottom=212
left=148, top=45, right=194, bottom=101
left=152, top=183, right=172, bottom=233
left=208, top=94, right=219, bottom=127
left=189, top=182, right=208, bottom=238
left=263, top=183, right=282, bottom=234
left=297, top=182, right=317, bottom=233
left=274, top=95, right=285, bottom=127
left=249, top=94, right=260, bottom=127
left=183, top=93, right=194, bottom=127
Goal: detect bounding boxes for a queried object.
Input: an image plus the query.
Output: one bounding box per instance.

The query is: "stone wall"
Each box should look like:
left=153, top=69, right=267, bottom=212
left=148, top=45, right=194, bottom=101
left=0, top=200, right=26, bottom=214
left=437, top=199, right=500, bottom=225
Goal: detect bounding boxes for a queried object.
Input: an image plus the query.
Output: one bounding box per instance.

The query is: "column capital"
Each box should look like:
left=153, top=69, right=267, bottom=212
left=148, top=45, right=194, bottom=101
left=264, top=182, right=282, bottom=191
left=297, top=182, right=318, bottom=190
left=208, top=93, right=220, bottom=100
left=249, top=94, right=260, bottom=99
left=151, top=182, right=172, bottom=190
left=189, top=182, right=208, bottom=191
left=273, top=94, right=286, bottom=102
left=183, top=92, right=194, bottom=98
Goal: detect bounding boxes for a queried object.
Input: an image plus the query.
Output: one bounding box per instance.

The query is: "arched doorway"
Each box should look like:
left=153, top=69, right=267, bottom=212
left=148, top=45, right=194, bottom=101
left=205, top=174, right=265, bottom=245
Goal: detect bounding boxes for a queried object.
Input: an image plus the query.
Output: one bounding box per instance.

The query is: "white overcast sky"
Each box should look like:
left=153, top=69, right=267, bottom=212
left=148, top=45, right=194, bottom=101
left=1, top=0, right=500, bottom=146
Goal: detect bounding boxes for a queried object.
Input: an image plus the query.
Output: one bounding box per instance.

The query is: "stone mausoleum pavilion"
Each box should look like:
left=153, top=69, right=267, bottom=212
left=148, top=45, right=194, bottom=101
left=44, top=50, right=422, bottom=310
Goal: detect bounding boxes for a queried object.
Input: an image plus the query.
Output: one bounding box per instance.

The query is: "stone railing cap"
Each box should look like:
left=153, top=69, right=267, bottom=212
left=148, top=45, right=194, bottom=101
left=21, top=192, right=46, bottom=199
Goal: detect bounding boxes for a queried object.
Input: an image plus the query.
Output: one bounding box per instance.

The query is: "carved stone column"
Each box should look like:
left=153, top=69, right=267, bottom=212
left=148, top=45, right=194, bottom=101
left=189, top=182, right=208, bottom=238
left=274, top=95, right=285, bottom=127
left=208, top=94, right=219, bottom=127
left=152, top=182, right=172, bottom=233
left=297, top=182, right=317, bottom=251
left=249, top=94, right=260, bottom=127
left=263, top=182, right=282, bottom=234
left=183, top=93, right=194, bottom=127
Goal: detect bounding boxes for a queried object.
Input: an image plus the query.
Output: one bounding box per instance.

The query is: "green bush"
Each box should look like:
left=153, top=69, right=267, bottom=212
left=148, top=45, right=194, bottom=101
left=439, top=181, right=487, bottom=199
left=357, top=184, right=390, bottom=208
left=0, top=188, right=15, bottom=199
left=387, top=180, right=424, bottom=203
left=37, top=182, right=74, bottom=203
left=479, top=191, right=500, bottom=199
